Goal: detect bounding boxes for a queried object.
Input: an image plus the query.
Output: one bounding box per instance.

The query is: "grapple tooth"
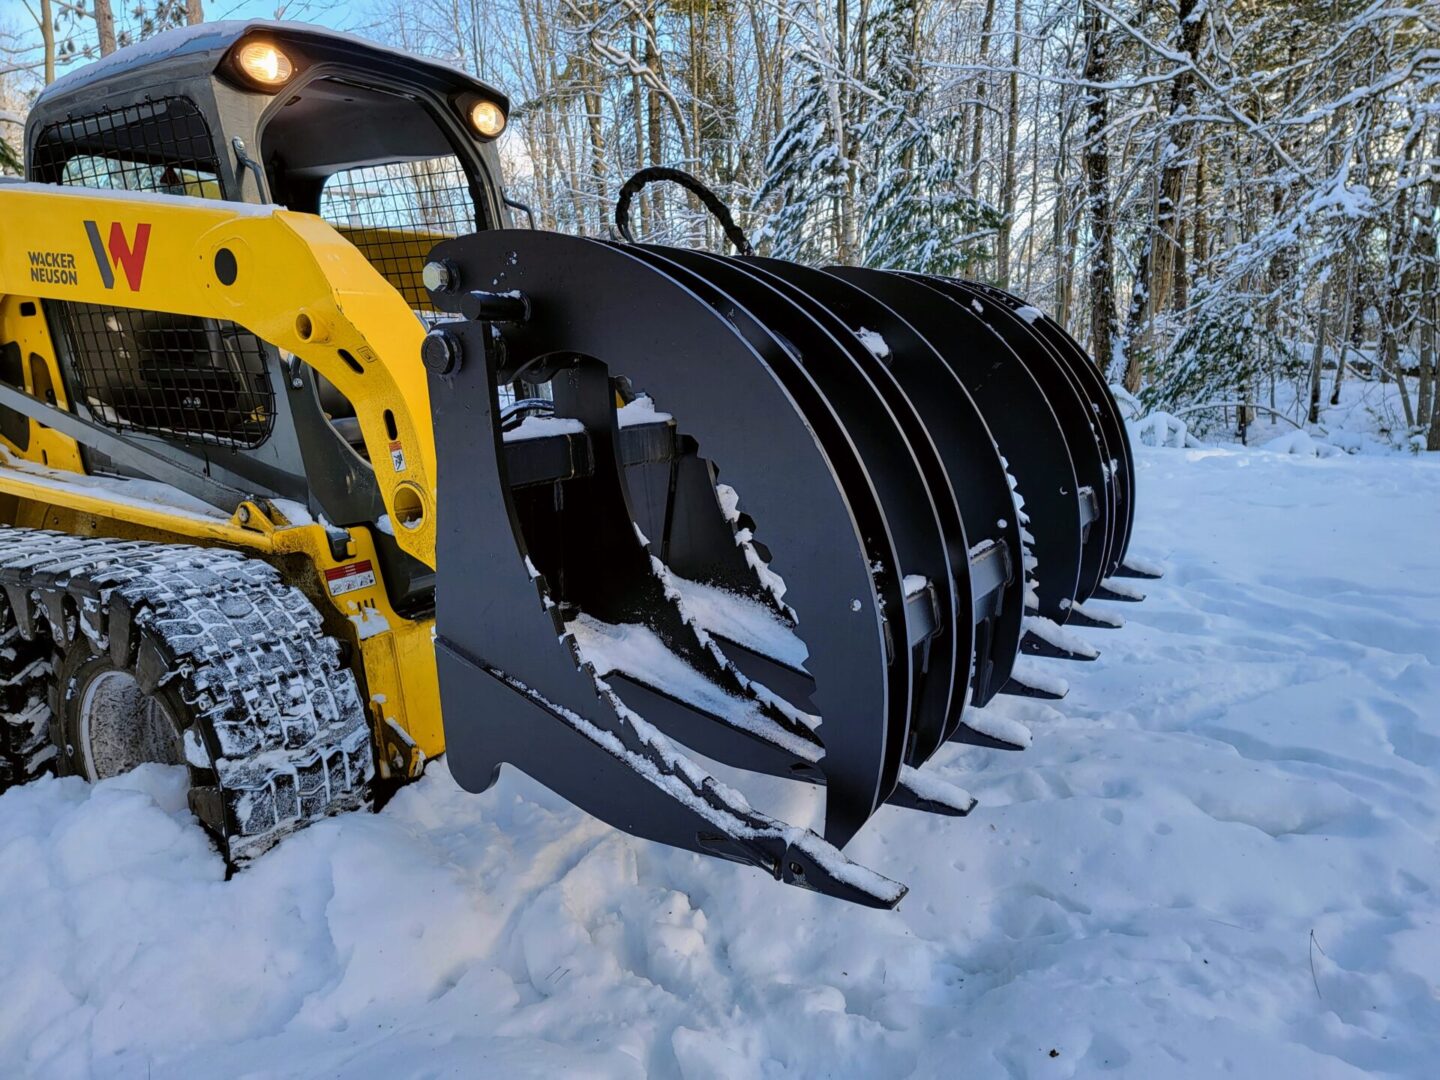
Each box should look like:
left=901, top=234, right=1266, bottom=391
left=1094, top=578, right=1146, bottom=603
left=825, top=268, right=1084, bottom=625
left=1116, top=553, right=1165, bottom=580
left=1063, top=599, right=1125, bottom=629
left=437, top=638, right=905, bottom=909
left=1021, top=616, right=1100, bottom=662
left=891, top=766, right=977, bottom=817
left=1000, top=658, right=1070, bottom=701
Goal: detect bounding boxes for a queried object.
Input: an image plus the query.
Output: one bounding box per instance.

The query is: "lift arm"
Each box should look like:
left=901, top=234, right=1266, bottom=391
left=0, top=182, right=436, bottom=569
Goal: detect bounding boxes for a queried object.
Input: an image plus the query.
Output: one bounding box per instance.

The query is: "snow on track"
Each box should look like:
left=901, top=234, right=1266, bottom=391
left=3, top=444, right=1440, bottom=1078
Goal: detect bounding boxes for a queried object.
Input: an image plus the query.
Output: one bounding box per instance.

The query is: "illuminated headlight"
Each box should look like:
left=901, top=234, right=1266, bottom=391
left=234, top=41, right=295, bottom=89
left=469, top=100, right=507, bottom=138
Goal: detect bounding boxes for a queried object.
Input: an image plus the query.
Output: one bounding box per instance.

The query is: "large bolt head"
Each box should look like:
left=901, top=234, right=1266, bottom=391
left=422, top=260, right=457, bottom=294
left=421, top=329, right=463, bottom=376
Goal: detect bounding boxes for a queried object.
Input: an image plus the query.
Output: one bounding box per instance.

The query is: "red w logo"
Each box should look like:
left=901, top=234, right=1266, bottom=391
left=82, top=220, right=152, bottom=291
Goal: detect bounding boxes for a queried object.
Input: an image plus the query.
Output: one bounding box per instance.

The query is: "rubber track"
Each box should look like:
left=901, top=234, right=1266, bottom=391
left=0, top=526, right=373, bottom=861
left=0, top=625, right=54, bottom=791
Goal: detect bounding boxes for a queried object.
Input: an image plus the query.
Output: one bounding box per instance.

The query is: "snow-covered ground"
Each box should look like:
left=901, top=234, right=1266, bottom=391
left=3, top=442, right=1439, bottom=1079
left=1137, top=370, right=1430, bottom=458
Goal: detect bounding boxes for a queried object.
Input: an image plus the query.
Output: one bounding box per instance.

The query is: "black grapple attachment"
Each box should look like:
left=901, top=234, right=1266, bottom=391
left=423, top=182, right=1152, bottom=906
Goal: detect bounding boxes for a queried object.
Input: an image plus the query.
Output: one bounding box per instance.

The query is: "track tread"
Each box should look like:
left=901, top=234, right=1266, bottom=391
left=0, top=526, right=373, bottom=861
left=0, top=624, right=56, bottom=791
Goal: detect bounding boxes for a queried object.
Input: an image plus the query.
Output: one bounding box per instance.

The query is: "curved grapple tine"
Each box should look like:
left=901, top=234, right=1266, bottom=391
left=1017, top=298, right=1136, bottom=572
left=961, top=281, right=1139, bottom=574
left=921, top=277, right=1113, bottom=602
left=430, top=230, right=907, bottom=850
left=826, top=267, right=1084, bottom=624
left=656, top=249, right=961, bottom=769
left=621, top=244, right=937, bottom=834
left=749, top=258, right=1025, bottom=716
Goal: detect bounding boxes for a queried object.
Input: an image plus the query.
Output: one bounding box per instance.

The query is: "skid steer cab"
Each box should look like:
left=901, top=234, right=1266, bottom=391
left=0, top=21, right=1155, bottom=905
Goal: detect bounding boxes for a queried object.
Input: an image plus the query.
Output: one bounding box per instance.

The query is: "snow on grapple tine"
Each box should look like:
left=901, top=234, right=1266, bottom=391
left=826, top=268, right=1086, bottom=625
left=507, top=362, right=826, bottom=781
left=656, top=248, right=962, bottom=772
left=750, top=259, right=1027, bottom=718
left=912, top=275, right=1114, bottom=608
left=425, top=229, right=907, bottom=886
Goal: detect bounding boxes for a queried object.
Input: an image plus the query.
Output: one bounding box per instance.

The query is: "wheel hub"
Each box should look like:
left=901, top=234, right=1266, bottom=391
left=77, top=669, right=183, bottom=780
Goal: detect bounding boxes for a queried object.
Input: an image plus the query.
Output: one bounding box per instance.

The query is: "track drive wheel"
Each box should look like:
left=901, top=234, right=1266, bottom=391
left=0, top=528, right=374, bottom=865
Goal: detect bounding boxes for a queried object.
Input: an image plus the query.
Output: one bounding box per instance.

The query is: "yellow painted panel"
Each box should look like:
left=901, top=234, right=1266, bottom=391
left=0, top=183, right=437, bottom=570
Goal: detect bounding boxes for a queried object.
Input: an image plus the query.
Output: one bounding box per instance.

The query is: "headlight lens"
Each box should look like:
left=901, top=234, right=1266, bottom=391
left=235, top=42, right=295, bottom=89
left=469, top=100, right=506, bottom=138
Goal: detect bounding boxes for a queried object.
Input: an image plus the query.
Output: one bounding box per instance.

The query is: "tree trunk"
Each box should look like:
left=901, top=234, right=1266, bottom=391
left=41, top=0, right=56, bottom=85
left=1329, top=256, right=1358, bottom=407
left=1149, top=0, right=1206, bottom=318
left=1186, top=141, right=1206, bottom=303
left=1051, top=88, right=1072, bottom=322
left=1308, top=278, right=1331, bottom=426
left=1419, top=239, right=1438, bottom=446
left=1421, top=131, right=1440, bottom=448
left=186, top=0, right=204, bottom=25
left=1021, top=34, right=1044, bottom=295
left=995, top=0, right=1021, bottom=289
left=645, top=8, right=665, bottom=228
left=969, top=0, right=998, bottom=197
left=1082, top=1, right=1118, bottom=376
left=1119, top=0, right=1206, bottom=389
left=94, top=0, right=117, bottom=57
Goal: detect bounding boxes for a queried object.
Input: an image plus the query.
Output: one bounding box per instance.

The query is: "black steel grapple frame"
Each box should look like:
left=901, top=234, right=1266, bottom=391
left=424, top=229, right=1149, bottom=907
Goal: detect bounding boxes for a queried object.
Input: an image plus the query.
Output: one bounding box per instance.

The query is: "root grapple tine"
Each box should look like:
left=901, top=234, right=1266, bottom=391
left=891, top=766, right=977, bottom=817
left=1094, top=578, right=1146, bottom=603
left=429, top=230, right=905, bottom=852
left=613, top=242, right=937, bottom=844
left=656, top=248, right=961, bottom=773
left=1021, top=616, right=1100, bottom=662
left=960, top=280, right=1140, bottom=575
left=420, top=212, right=1141, bottom=904
left=1064, top=599, right=1125, bottom=630
left=1116, top=554, right=1165, bottom=580
left=425, top=251, right=905, bottom=905
left=826, top=268, right=1085, bottom=623
left=908, top=274, right=1113, bottom=607
left=436, top=638, right=906, bottom=909
left=1000, top=658, right=1070, bottom=701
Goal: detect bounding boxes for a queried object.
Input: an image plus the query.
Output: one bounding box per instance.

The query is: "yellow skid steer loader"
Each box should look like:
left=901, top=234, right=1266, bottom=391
left=0, top=22, right=1153, bottom=906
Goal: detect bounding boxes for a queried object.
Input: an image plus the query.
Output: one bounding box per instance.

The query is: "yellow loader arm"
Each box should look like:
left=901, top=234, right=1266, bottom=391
left=0, top=182, right=437, bottom=570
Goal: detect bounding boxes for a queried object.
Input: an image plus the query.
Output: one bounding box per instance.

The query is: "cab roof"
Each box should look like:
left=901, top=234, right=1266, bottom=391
left=33, top=20, right=509, bottom=118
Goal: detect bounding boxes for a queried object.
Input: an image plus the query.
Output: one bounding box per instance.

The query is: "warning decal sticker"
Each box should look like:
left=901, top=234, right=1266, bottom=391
left=324, top=560, right=377, bottom=596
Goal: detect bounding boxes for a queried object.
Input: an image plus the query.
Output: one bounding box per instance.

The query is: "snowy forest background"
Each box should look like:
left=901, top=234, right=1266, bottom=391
left=2, top=0, right=1439, bottom=450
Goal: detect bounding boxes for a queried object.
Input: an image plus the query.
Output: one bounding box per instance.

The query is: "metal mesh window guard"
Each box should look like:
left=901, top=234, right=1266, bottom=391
left=319, top=156, right=478, bottom=315
left=32, top=98, right=277, bottom=448
left=54, top=305, right=275, bottom=448
left=31, top=98, right=222, bottom=196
